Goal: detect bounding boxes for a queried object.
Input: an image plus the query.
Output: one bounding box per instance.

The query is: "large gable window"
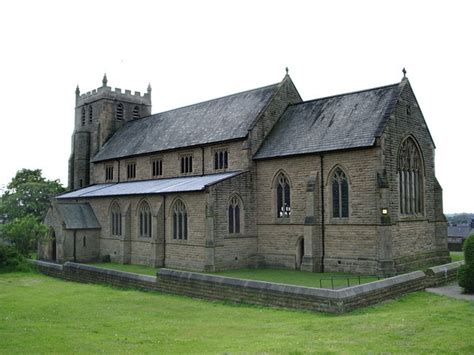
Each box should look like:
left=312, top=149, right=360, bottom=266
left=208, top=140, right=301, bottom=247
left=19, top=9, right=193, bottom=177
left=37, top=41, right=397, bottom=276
left=332, top=167, right=349, bottom=218
left=398, top=137, right=423, bottom=215
left=228, top=196, right=241, bottom=234
left=275, top=173, right=291, bottom=218
left=111, top=202, right=122, bottom=236
left=139, top=201, right=152, bottom=238
left=173, top=199, right=188, bottom=240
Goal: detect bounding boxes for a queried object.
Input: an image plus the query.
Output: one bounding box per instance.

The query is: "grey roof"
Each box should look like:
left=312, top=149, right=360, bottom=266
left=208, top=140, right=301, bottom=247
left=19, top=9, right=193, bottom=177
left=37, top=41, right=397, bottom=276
left=58, top=172, right=242, bottom=199
left=448, top=226, right=474, bottom=238
left=92, top=84, right=279, bottom=162
left=254, top=83, right=400, bottom=159
left=55, top=203, right=100, bottom=229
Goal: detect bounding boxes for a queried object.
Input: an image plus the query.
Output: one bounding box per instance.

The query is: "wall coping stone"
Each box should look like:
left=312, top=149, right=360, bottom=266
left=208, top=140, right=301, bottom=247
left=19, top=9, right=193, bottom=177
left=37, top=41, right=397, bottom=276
left=64, top=262, right=156, bottom=283
left=426, top=260, right=464, bottom=275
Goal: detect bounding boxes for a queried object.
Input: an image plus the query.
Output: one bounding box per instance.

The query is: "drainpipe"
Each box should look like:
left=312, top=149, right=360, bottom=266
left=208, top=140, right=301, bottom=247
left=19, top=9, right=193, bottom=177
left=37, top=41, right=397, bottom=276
left=320, top=155, right=325, bottom=273
left=163, top=195, right=166, bottom=267
left=73, top=230, right=77, bottom=262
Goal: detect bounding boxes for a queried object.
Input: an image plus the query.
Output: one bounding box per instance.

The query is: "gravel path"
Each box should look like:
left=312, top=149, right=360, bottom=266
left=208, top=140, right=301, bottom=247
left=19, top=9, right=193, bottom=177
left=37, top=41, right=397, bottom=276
left=426, top=282, right=474, bottom=301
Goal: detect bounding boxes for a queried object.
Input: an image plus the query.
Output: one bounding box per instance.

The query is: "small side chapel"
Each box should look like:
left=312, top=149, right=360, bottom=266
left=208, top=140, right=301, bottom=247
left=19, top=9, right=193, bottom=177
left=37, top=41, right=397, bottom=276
left=41, top=71, right=449, bottom=276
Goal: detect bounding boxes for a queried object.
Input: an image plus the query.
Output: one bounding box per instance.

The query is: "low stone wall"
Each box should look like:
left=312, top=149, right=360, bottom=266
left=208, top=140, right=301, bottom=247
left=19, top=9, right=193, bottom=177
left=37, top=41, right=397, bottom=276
left=29, top=260, right=463, bottom=314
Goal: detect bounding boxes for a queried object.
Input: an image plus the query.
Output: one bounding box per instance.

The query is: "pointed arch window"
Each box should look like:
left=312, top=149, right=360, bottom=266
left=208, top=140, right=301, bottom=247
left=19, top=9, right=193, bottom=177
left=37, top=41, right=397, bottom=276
left=228, top=196, right=242, bottom=234
left=111, top=202, right=122, bottom=236
left=172, top=200, right=188, bottom=240
left=276, top=173, right=291, bottom=218
left=116, top=103, right=124, bottom=120
left=88, top=106, right=93, bottom=123
left=132, top=106, right=140, bottom=119
left=398, top=137, right=423, bottom=215
left=332, top=168, right=349, bottom=218
left=81, top=107, right=86, bottom=126
left=139, top=201, right=152, bottom=238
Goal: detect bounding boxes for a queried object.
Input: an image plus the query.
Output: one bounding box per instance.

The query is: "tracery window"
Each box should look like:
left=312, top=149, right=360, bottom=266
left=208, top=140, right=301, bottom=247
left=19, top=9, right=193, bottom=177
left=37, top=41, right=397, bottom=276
left=111, top=202, right=122, bottom=236
left=228, top=196, right=241, bottom=234
left=139, top=201, right=152, bottom=238
left=398, top=137, right=423, bottom=215
left=276, top=173, right=291, bottom=218
left=116, top=103, right=124, bottom=120
left=172, top=200, right=188, bottom=240
left=214, top=149, right=229, bottom=170
left=332, top=167, right=349, bottom=218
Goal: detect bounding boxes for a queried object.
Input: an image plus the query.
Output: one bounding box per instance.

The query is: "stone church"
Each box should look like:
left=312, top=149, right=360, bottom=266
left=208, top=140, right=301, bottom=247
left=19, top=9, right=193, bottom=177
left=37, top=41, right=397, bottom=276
left=41, top=72, right=449, bottom=276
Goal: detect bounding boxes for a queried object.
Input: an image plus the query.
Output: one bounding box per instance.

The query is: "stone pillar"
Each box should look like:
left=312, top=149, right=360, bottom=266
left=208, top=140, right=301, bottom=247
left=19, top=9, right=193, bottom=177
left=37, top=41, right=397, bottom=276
left=204, top=192, right=216, bottom=272
left=151, top=201, right=164, bottom=268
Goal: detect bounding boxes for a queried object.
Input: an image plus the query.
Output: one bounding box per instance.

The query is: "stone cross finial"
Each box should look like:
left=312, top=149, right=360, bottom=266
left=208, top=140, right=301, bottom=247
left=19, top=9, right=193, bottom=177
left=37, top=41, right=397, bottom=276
left=75, top=85, right=80, bottom=97
left=285, top=67, right=289, bottom=75
left=402, top=68, right=407, bottom=78
left=147, top=83, right=152, bottom=93
left=102, top=73, right=108, bottom=87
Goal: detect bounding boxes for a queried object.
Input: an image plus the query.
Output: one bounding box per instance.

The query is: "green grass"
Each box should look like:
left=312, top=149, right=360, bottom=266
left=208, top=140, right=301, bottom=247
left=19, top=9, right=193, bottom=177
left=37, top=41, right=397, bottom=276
left=451, top=251, right=464, bottom=262
left=89, top=262, right=159, bottom=276
left=0, top=272, right=473, bottom=353
left=212, top=268, right=381, bottom=289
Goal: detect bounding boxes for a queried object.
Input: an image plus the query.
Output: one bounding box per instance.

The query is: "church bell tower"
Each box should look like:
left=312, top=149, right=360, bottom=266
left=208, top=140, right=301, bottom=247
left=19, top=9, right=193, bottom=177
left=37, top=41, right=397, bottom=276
left=68, top=74, right=152, bottom=190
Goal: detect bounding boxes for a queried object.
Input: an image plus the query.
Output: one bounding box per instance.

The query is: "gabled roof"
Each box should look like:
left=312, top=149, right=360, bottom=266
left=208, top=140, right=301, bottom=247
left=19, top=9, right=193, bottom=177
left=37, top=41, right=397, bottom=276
left=57, top=172, right=242, bottom=199
left=55, top=203, right=100, bottom=229
left=253, top=83, right=400, bottom=159
left=92, top=83, right=280, bottom=162
left=448, top=225, right=474, bottom=238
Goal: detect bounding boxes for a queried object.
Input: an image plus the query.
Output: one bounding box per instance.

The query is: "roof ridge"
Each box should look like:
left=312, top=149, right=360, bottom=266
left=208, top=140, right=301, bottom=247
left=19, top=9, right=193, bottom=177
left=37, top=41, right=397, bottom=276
left=289, top=82, right=400, bottom=107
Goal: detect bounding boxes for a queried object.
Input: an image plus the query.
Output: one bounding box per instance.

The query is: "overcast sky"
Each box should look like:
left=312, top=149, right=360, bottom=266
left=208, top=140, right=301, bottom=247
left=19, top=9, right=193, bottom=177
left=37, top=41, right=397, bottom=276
left=0, top=0, right=472, bottom=214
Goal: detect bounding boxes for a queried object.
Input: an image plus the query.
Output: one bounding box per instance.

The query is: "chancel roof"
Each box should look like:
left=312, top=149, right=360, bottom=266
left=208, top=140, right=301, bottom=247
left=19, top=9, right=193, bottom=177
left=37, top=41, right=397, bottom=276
left=254, top=83, right=400, bottom=159
left=55, top=203, right=100, bottom=229
left=92, top=83, right=279, bottom=162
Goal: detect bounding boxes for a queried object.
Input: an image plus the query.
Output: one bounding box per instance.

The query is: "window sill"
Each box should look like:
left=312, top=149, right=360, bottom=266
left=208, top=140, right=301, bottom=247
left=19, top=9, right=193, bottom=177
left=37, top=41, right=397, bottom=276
left=274, top=217, right=292, bottom=224
left=224, top=233, right=254, bottom=239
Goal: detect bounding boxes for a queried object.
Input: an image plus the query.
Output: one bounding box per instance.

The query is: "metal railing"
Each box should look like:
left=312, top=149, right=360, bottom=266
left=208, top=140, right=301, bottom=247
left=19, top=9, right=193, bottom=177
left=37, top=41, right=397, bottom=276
left=319, top=275, right=382, bottom=289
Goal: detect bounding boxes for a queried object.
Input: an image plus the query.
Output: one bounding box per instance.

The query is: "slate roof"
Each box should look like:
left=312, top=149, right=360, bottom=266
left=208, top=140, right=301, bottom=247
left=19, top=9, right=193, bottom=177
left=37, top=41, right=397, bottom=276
left=92, top=83, right=279, bottom=162
left=254, top=83, right=400, bottom=159
left=55, top=203, right=100, bottom=229
left=57, top=172, right=242, bottom=199
left=448, top=225, right=474, bottom=238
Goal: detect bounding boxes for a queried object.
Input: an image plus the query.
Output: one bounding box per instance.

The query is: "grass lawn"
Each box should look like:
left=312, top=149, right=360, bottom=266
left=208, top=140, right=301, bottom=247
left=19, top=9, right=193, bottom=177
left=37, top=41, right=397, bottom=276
left=89, top=262, right=159, bottom=276
left=89, top=262, right=379, bottom=289
left=450, top=251, right=464, bottom=262
left=0, top=272, right=473, bottom=353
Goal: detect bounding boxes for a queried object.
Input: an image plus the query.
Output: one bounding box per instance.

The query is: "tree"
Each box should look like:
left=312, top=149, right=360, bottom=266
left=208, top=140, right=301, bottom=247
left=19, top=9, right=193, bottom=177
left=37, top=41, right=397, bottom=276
left=0, top=169, right=65, bottom=222
left=0, top=215, right=48, bottom=256
left=458, top=234, right=474, bottom=294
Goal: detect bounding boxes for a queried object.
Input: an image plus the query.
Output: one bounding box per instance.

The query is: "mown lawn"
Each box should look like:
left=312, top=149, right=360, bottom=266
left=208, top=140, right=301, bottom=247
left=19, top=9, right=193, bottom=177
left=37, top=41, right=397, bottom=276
left=450, top=251, right=464, bottom=262
left=0, top=272, right=473, bottom=353
left=89, top=262, right=379, bottom=289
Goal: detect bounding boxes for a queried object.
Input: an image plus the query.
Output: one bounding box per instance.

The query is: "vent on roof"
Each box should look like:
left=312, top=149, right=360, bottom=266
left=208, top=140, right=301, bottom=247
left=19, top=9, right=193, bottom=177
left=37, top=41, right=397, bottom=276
left=116, top=103, right=124, bottom=121
left=132, top=106, right=140, bottom=119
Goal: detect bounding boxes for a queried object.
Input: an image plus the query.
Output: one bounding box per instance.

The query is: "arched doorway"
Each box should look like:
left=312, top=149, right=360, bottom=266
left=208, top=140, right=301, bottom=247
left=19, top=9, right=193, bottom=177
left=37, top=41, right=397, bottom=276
left=296, top=237, right=304, bottom=270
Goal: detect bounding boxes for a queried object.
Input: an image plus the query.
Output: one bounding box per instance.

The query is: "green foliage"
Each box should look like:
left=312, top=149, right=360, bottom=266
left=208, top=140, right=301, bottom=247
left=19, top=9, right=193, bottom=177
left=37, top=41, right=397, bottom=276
left=0, top=244, right=30, bottom=273
left=0, top=215, right=48, bottom=257
left=0, top=168, right=65, bottom=222
left=458, top=234, right=474, bottom=293
left=1, top=273, right=474, bottom=353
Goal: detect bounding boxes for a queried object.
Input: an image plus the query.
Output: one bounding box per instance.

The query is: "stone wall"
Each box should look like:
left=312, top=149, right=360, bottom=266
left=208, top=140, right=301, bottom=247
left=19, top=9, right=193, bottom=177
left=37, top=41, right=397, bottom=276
left=30, top=260, right=464, bottom=314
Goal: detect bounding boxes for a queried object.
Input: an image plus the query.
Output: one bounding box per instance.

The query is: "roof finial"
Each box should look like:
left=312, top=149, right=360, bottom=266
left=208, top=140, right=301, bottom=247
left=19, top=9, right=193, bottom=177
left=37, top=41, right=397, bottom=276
left=402, top=67, right=407, bottom=78
left=147, top=83, right=152, bottom=93
left=102, top=73, right=108, bottom=87
left=75, top=85, right=80, bottom=97
left=285, top=67, right=289, bottom=75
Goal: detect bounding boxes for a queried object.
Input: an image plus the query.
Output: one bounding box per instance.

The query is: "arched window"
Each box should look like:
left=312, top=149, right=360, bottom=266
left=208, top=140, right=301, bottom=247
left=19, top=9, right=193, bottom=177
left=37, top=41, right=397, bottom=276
left=332, top=167, right=349, bottom=218
left=139, top=201, right=152, bottom=238
left=88, top=106, right=93, bottom=123
left=116, top=103, right=124, bottom=120
left=81, top=107, right=86, bottom=126
left=172, top=200, right=188, bottom=240
left=398, top=137, right=423, bottom=215
left=132, top=106, right=139, bottom=119
left=228, top=196, right=242, bottom=234
left=275, top=173, right=291, bottom=218
left=111, top=202, right=122, bottom=236
left=83, top=236, right=87, bottom=247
